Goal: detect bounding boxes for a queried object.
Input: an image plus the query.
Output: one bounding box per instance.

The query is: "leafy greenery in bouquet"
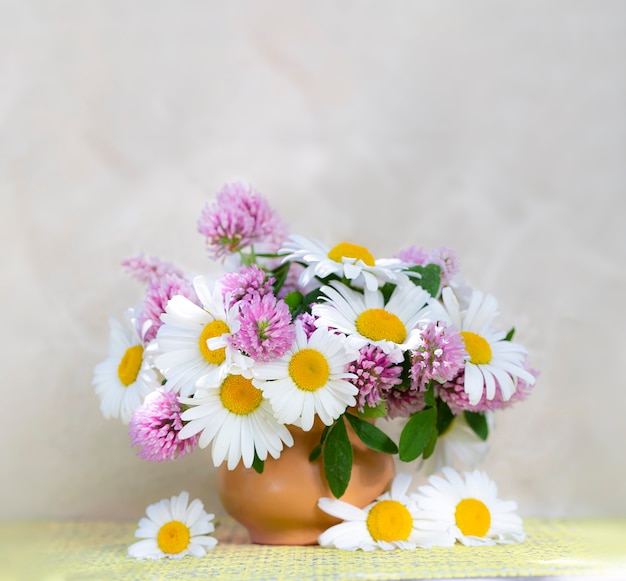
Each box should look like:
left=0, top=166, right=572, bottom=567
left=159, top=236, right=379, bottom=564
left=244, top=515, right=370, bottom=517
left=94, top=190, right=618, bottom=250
left=93, top=183, right=536, bottom=499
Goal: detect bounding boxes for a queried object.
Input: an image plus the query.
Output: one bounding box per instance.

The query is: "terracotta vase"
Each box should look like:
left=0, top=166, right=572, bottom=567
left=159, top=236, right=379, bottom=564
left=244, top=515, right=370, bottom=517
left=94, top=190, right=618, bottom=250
left=217, top=418, right=396, bottom=545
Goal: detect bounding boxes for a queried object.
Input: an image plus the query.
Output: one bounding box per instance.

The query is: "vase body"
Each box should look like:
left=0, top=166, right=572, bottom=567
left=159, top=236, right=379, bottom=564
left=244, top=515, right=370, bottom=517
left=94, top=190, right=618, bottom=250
left=217, top=419, right=395, bottom=545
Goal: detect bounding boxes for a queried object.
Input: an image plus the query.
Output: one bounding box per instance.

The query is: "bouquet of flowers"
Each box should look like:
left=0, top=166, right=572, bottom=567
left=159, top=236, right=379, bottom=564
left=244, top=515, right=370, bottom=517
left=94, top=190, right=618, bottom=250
left=93, top=182, right=537, bottom=555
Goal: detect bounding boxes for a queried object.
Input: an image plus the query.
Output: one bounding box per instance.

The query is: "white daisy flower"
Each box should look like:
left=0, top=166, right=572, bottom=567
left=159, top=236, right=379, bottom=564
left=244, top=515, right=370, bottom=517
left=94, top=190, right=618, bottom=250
left=312, top=280, right=431, bottom=359
left=178, top=369, right=294, bottom=470
left=155, top=276, right=248, bottom=397
left=418, top=413, right=494, bottom=475
left=92, top=309, right=159, bottom=424
left=413, top=467, right=526, bottom=546
left=317, top=473, right=455, bottom=551
left=431, top=287, right=536, bottom=405
left=127, top=491, right=217, bottom=560
left=252, top=323, right=358, bottom=431
left=280, top=234, right=408, bottom=291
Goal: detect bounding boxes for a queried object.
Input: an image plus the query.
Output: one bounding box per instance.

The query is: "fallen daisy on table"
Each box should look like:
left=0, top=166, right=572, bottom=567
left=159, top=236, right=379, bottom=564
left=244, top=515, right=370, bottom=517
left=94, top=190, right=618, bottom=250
left=317, top=473, right=454, bottom=551
left=411, top=466, right=525, bottom=546
left=128, top=491, right=217, bottom=560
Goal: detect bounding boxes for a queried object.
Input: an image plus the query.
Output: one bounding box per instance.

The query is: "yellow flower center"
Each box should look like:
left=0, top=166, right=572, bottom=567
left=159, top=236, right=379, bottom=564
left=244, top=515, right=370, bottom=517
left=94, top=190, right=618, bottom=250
left=288, top=348, right=330, bottom=392
left=366, top=500, right=413, bottom=543
left=220, top=374, right=263, bottom=415
left=328, top=242, right=376, bottom=266
left=199, top=320, right=230, bottom=365
left=455, top=498, right=491, bottom=537
left=460, top=331, right=492, bottom=364
left=117, top=345, right=144, bottom=386
left=356, top=309, right=407, bottom=344
left=157, top=520, right=191, bottom=554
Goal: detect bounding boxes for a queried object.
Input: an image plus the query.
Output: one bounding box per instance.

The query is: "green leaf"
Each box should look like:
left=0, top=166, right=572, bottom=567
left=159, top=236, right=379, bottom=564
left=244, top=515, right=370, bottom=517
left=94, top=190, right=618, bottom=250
left=464, top=411, right=489, bottom=441
left=436, top=399, right=455, bottom=435
left=395, top=354, right=414, bottom=392
left=308, top=424, right=331, bottom=464
left=283, top=291, right=303, bottom=314
left=270, top=261, right=291, bottom=295
left=406, top=264, right=442, bottom=297
left=422, top=426, right=439, bottom=460
left=252, top=453, right=265, bottom=474
left=504, top=327, right=516, bottom=341
left=323, top=418, right=353, bottom=498
left=345, top=413, right=398, bottom=454
left=309, top=444, right=322, bottom=462
left=398, top=407, right=437, bottom=462
left=356, top=402, right=387, bottom=419
left=319, top=424, right=331, bottom=445
left=424, top=381, right=436, bottom=407
left=290, top=286, right=326, bottom=318
left=380, top=282, right=396, bottom=303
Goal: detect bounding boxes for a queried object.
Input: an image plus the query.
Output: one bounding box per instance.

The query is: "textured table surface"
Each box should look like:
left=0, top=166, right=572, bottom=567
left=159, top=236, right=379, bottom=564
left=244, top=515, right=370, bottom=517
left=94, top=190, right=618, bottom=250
left=1, top=518, right=625, bottom=581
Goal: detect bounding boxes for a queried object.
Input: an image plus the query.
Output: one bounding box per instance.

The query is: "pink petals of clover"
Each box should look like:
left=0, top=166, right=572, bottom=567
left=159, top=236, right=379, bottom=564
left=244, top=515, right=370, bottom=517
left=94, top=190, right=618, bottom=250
left=197, top=182, right=288, bottom=260
left=230, top=293, right=295, bottom=362
left=129, top=389, right=198, bottom=462
left=221, top=264, right=274, bottom=308
left=410, top=322, right=467, bottom=392
left=348, top=345, right=403, bottom=413
left=140, top=274, right=198, bottom=342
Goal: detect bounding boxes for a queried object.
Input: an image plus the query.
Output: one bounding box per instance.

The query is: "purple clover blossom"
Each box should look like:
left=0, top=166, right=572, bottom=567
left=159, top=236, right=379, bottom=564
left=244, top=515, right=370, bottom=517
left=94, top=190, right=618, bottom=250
left=197, top=182, right=288, bottom=260
left=439, top=364, right=539, bottom=414
left=139, top=274, right=199, bottom=342
left=394, top=245, right=460, bottom=288
left=348, top=345, right=403, bottom=413
left=427, top=246, right=460, bottom=286
left=384, top=389, right=427, bottom=420
left=121, top=254, right=185, bottom=284
left=230, top=293, right=295, bottom=362
left=410, top=323, right=467, bottom=392
left=295, top=311, right=317, bottom=339
left=394, top=246, right=429, bottom=266
left=221, top=264, right=274, bottom=308
left=129, top=389, right=198, bottom=462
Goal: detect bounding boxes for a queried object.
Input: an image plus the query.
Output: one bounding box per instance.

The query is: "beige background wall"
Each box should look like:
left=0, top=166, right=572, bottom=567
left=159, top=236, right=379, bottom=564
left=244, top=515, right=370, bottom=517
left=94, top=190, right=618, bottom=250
left=2, top=1, right=625, bottom=520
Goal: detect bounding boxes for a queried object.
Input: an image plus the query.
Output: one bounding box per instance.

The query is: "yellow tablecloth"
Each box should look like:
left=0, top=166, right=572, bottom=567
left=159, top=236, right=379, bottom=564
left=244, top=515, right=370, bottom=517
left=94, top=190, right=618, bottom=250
left=1, top=518, right=625, bottom=580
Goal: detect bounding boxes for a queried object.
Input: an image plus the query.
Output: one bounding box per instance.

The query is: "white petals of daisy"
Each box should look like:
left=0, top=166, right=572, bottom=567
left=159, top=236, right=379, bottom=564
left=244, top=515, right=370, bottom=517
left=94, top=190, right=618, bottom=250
left=412, top=467, right=525, bottom=546
left=128, top=491, right=217, bottom=560
left=252, top=323, right=358, bottom=431
left=312, top=280, right=430, bottom=359
left=280, top=234, right=407, bottom=291
left=178, top=369, right=293, bottom=470
left=433, top=288, right=536, bottom=405
left=155, top=277, right=244, bottom=397
left=92, top=309, right=159, bottom=424
left=317, top=473, right=455, bottom=551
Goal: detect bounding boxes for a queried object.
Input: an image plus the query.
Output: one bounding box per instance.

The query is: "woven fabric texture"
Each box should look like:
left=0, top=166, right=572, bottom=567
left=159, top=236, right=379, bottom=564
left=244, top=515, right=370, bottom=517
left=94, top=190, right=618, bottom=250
left=1, top=518, right=624, bottom=581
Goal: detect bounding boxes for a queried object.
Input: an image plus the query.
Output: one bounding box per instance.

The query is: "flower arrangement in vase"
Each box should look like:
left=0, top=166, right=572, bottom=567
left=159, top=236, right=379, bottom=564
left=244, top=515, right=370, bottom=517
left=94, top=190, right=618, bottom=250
left=93, top=182, right=536, bottom=554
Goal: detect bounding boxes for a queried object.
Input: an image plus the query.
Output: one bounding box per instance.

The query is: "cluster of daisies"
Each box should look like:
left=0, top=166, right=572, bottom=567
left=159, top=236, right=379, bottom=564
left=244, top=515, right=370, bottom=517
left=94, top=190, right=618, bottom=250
left=93, top=181, right=536, bottom=555
left=128, top=467, right=524, bottom=559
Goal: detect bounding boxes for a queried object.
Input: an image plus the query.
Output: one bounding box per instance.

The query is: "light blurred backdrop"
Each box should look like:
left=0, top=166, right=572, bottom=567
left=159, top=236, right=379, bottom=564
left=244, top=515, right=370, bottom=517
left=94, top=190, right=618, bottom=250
left=2, top=0, right=625, bottom=520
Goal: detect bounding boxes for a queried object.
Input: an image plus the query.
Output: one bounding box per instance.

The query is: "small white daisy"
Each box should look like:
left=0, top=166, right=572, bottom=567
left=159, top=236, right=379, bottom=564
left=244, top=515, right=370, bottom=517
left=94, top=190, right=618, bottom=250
left=178, top=369, right=294, bottom=470
left=92, top=309, right=159, bottom=424
left=418, top=412, right=493, bottom=475
left=155, top=276, right=248, bottom=397
left=317, top=473, right=454, bottom=551
left=431, top=287, right=536, bottom=405
left=280, top=234, right=408, bottom=291
left=252, top=323, right=358, bottom=431
left=412, top=467, right=525, bottom=546
left=128, top=491, right=217, bottom=560
left=312, top=280, right=431, bottom=359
